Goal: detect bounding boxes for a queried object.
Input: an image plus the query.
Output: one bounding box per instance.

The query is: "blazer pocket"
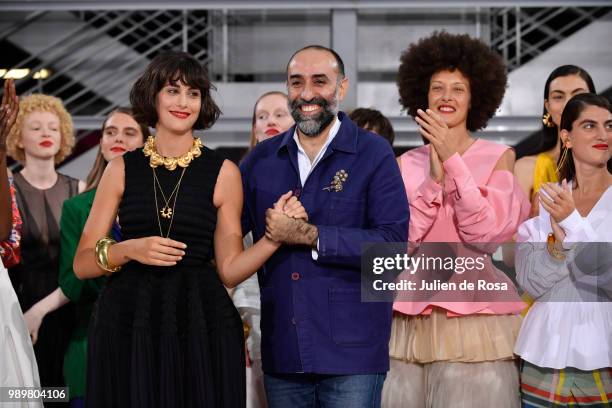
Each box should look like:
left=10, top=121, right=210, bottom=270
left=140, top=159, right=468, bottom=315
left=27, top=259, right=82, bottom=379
left=328, top=287, right=384, bottom=346
left=328, top=197, right=365, bottom=227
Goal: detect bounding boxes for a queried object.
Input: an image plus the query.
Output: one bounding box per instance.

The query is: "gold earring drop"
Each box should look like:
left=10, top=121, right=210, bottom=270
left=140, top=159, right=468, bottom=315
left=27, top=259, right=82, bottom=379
left=542, top=113, right=555, bottom=128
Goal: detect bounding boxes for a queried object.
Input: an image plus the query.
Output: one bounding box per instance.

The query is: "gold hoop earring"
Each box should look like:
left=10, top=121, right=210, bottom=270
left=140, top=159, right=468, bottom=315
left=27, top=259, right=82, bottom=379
left=542, top=113, right=556, bottom=128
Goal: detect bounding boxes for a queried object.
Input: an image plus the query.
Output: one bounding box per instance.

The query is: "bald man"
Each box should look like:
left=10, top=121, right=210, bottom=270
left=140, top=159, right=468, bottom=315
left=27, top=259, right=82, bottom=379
left=240, top=45, right=409, bottom=407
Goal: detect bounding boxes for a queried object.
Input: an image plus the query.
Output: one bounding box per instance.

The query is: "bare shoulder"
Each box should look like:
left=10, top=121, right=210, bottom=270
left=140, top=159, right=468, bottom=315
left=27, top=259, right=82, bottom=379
left=513, top=154, right=537, bottom=197
left=213, top=159, right=242, bottom=208
left=494, top=148, right=516, bottom=171
left=217, top=159, right=241, bottom=184
left=98, top=155, right=125, bottom=197
left=514, top=155, right=537, bottom=176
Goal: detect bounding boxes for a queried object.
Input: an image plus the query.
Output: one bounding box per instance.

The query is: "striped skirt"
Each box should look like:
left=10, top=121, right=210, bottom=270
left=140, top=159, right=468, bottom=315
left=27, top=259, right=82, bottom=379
left=521, top=360, right=612, bottom=407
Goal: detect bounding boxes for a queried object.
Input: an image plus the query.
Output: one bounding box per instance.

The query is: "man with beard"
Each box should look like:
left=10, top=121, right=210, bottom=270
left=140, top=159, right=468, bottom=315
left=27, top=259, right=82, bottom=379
left=240, top=45, right=409, bottom=407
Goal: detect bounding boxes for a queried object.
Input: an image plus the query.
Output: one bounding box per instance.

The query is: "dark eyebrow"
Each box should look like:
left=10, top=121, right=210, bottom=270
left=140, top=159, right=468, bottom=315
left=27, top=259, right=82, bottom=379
left=605, top=120, right=612, bottom=126
left=311, top=74, right=331, bottom=82
left=570, top=87, right=587, bottom=94
left=103, top=126, right=118, bottom=131
left=289, top=74, right=304, bottom=81
left=577, top=119, right=596, bottom=126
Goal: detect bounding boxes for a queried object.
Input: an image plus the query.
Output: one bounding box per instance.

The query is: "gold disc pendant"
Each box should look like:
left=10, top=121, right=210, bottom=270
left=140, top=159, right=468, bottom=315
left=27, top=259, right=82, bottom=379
left=160, top=206, right=173, bottom=219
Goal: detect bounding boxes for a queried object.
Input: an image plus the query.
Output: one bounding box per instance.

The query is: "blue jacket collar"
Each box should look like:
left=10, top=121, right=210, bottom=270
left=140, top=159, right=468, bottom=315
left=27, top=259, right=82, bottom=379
left=276, top=111, right=358, bottom=155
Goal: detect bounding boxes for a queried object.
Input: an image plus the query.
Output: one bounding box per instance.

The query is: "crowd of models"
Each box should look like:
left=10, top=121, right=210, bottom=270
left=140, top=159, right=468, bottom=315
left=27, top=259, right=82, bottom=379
left=0, top=31, right=610, bottom=408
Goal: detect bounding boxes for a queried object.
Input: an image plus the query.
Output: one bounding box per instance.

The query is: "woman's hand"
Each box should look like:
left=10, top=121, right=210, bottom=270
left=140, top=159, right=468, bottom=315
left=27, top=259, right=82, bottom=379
left=23, top=304, right=45, bottom=345
left=530, top=191, right=540, bottom=218
left=120, top=236, right=186, bottom=267
left=428, top=142, right=444, bottom=184
left=550, top=216, right=566, bottom=244
left=277, top=191, right=309, bottom=221
left=0, top=79, right=18, bottom=147
left=415, top=108, right=458, bottom=162
left=539, top=180, right=575, bottom=224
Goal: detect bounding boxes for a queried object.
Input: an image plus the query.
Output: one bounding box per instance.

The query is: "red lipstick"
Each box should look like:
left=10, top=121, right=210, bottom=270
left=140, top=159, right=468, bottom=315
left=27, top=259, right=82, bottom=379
left=265, top=128, right=280, bottom=136
left=170, top=111, right=190, bottom=119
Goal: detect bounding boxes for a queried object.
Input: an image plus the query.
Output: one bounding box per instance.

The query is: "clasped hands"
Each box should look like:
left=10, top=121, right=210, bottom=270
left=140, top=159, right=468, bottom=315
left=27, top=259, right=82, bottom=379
left=265, top=191, right=317, bottom=247
left=539, top=179, right=575, bottom=244
left=415, top=108, right=458, bottom=184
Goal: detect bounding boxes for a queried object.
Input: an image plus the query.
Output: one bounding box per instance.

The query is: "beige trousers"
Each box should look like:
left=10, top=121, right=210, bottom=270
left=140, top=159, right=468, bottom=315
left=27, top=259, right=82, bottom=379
left=382, top=358, right=520, bottom=408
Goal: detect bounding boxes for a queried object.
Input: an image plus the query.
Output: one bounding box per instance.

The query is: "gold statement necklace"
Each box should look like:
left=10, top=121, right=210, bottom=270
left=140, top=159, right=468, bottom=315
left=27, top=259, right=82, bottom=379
left=144, top=136, right=202, bottom=237
left=143, top=135, right=203, bottom=171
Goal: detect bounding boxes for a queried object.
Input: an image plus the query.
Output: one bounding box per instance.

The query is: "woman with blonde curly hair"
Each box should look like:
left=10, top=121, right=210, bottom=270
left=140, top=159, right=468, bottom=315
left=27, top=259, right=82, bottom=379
left=7, top=93, right=85, bottom=394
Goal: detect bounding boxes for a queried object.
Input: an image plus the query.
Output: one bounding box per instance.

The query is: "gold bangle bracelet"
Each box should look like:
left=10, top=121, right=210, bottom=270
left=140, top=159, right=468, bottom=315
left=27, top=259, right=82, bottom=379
left=546, top=233, right=566, bottom=261
left=95, top=237, right=121, bottom=273
left=243, top=321, right=250, bottom=339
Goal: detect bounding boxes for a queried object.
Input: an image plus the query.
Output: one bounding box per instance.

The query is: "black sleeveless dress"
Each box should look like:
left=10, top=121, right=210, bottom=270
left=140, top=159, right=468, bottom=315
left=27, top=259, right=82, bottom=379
left=11, top=172, right=79, bottom=404
left=86, top=147, right=245, bottom=407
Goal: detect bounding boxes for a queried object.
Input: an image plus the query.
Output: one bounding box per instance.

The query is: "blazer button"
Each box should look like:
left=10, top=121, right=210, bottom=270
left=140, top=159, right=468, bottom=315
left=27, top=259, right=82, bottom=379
left=291, top=272, right=300, bottom=281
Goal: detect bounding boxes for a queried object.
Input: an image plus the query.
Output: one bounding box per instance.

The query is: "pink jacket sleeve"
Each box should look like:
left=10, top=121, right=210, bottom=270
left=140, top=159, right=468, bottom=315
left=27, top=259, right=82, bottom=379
left=407, top=176, right=443, bottom=245
left=442, top=152, right=529, bottom=243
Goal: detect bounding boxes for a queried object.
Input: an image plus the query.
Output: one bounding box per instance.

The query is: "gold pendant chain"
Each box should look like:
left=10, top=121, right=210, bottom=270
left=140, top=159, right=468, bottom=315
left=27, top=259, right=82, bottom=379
left=152, top=167, right=187, bottom=238
left=153, top=167, right=184, bottom=218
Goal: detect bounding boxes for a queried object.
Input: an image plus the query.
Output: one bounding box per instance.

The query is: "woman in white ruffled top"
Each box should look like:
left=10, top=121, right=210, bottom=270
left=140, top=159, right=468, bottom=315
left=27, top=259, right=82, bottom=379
left=515, top=92, right=612, bottom=406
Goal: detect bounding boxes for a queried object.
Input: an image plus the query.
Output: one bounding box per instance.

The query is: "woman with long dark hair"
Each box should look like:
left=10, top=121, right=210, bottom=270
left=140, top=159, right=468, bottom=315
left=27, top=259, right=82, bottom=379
left=515, top=93, right=612, bottom=406
left=514, top=65, right=596, bottom=210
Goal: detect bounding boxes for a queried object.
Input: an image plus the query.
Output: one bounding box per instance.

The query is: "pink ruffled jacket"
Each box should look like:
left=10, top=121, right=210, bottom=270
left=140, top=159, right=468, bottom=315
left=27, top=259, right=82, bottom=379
left=394, top=139, right=529, bottom=316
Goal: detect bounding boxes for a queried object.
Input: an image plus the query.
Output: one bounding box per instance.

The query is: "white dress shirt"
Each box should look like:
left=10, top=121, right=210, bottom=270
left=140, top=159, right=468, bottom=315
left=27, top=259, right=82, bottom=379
left=292, top=117, right=341, bottom=259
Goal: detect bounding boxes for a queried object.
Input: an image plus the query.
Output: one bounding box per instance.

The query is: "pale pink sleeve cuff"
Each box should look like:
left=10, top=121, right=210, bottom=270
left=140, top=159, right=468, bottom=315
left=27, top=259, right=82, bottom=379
left=442, top=152, right=471, bottom=197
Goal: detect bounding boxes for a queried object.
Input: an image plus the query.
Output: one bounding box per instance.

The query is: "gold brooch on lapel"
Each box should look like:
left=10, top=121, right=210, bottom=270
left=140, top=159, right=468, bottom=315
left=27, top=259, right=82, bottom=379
left=323, top=170, right=348, bottom=192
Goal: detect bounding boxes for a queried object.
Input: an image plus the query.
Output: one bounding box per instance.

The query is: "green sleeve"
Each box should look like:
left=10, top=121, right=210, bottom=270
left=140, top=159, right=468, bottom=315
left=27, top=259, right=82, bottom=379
left=58, top=197, right=103, bottom=303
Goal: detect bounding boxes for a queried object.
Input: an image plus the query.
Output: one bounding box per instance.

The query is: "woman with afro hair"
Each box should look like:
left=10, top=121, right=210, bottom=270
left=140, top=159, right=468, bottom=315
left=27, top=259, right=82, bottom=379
left=382, top=32, right=530, bottom=407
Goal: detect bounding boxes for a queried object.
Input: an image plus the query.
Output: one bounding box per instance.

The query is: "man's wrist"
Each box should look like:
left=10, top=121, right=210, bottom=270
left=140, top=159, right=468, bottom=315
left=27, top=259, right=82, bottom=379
left=295, top=220, right=318, bottom=247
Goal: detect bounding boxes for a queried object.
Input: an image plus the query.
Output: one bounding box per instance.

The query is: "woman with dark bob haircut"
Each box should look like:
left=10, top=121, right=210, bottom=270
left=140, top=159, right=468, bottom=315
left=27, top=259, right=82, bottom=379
left=73, top=51, right=306, bottom=407
left=383, top=32, right=529, bottom=407
left=515, top=93, right=612, bottom=406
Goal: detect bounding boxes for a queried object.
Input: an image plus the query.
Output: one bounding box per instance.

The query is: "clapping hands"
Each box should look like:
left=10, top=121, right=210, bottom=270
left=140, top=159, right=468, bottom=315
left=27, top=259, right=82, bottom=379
left=0, top=79, right=19, bottom=148
left=540, top=180, right=574, bottom=243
